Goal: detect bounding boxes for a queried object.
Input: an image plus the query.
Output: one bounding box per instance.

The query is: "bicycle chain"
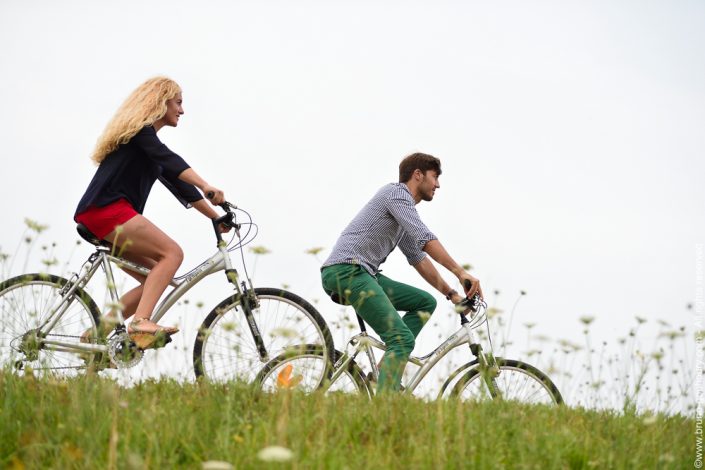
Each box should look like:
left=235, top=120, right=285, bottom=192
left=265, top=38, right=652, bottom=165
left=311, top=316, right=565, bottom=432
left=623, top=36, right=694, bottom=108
left=21, top=364, right=87, bottom=371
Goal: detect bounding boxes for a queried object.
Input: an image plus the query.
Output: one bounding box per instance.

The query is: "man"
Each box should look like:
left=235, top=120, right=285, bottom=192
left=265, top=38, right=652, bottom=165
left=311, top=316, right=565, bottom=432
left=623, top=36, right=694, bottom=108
left=321, top=153, right=482, bottom=393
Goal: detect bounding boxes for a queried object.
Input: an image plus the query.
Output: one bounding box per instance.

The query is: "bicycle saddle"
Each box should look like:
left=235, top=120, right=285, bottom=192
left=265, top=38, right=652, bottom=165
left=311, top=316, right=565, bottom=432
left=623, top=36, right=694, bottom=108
left=328, top=291, right=368, bottom=332
left=76, top=224, right=107, bottom=246
left=328, top=292, right=351, bottom=306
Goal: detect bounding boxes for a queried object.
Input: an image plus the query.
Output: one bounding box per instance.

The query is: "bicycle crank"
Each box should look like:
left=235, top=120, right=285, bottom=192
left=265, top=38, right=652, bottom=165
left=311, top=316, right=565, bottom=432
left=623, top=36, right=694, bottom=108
left=108, top=333, right=144, bottom=368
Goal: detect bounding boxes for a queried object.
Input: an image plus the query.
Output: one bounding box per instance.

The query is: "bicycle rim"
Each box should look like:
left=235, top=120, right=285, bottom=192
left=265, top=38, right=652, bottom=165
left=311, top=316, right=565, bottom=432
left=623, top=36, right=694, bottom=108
left=453, top=359, right=562, bottom=405
left=258, top=346, right=369, bottom=396
left=195, top=288, right=332, bottom=383
left=0, top=275, right=100, bottom=376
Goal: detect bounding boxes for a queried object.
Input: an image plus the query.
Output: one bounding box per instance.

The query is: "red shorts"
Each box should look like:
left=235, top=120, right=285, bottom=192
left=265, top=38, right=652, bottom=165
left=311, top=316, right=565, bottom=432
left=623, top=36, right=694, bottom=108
left=75, top=198, right=138, bottom=240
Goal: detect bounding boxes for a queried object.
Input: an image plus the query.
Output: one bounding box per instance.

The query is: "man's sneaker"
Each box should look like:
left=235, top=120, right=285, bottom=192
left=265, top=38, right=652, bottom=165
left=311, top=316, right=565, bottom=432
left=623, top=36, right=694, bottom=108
left=366, top=371, right=406, bottom=392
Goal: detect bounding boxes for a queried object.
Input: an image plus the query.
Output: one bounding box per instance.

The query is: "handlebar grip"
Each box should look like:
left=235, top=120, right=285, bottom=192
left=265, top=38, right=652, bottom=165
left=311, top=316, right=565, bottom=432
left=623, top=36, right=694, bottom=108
left=459, top=294, right=480, bottom=313
left=460, top=279, right=480, bottom=312
left=206, top=191, right=231, bottom=211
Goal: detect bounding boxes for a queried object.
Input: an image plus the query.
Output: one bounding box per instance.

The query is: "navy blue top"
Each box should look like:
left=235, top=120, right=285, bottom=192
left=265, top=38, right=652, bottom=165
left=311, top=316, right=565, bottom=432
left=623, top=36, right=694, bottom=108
left=74, top=126, right=203, bottom=218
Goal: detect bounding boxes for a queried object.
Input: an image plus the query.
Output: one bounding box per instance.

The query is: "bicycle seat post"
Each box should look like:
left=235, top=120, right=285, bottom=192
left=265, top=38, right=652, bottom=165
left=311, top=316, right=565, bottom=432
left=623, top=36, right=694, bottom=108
left=355, top=313, right=367, bottom=333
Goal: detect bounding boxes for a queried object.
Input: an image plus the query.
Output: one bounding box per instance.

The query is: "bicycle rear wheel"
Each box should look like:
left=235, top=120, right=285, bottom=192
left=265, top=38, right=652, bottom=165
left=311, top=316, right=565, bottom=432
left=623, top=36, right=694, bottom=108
left=450, top=358, right=563, bottom=405
left=256, top=345, right=370, bottom=397
left=0, top=274, right=101, bottom=375
left=193, top=288, right=334, bottom=383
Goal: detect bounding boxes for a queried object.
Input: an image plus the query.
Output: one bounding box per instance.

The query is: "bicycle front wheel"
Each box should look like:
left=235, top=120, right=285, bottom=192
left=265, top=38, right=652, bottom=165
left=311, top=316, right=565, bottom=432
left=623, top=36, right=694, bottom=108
left=451, top=358, right=563, bottom=405
left=256, top=345, right=371, bottom=397
left=0, top=274, right=101, bottom=375
left=193, top=288, right=334, bottom=383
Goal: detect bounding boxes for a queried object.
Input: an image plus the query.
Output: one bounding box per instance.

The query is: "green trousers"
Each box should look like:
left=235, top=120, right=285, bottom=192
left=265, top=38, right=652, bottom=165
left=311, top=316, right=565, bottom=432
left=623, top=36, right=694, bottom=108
left=321, top=263, right=437, bottom=393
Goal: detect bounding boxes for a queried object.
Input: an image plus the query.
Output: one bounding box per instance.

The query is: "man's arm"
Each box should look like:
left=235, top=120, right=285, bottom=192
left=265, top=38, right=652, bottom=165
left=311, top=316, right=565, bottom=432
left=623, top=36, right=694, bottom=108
left=413, top=257, right=455, bottom=298
left=421, top=239, right=483, bottom=301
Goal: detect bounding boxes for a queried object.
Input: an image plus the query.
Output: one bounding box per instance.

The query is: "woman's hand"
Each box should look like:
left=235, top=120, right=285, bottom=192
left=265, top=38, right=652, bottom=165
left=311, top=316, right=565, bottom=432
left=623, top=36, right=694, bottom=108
left=203, top=185, right=225, bottom=205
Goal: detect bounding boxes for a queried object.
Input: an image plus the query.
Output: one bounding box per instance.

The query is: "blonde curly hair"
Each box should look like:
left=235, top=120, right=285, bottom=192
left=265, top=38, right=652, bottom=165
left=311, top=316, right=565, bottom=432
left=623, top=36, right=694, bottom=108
left=91, top=76, right=182, bottom=164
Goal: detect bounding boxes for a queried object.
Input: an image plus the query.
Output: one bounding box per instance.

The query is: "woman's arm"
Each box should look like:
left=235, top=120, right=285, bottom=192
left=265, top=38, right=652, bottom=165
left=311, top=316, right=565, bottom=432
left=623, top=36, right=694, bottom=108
left=191, top=199, right=219, bottom=219
left=132, top=127, right=225, bottom=206
left=178, top=168, right=225, bottom=205
left=191, top=199, right=231, bottom=233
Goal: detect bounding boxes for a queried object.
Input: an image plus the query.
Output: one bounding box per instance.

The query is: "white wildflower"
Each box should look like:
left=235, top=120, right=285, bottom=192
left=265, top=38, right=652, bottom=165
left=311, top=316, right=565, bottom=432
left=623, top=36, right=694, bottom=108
left=258, top=445, right=294, bottom=462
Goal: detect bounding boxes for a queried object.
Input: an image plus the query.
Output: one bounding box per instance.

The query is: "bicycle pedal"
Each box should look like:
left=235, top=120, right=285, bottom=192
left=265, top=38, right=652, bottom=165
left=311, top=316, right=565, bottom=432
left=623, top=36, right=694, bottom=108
left=129, top=332, right=173, bottom=350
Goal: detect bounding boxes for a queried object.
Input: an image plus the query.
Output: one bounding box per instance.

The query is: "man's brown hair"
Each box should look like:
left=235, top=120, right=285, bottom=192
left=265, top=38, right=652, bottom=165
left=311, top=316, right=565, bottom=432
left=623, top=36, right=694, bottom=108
left=398, top=153, right=442, bottom=183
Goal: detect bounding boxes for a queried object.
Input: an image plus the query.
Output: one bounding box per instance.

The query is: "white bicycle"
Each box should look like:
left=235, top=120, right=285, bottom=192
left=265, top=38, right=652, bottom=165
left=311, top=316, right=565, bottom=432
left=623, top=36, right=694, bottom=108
left=0, top=202, right=334, bottom=382
left=257, top=293, right=563, bottom=404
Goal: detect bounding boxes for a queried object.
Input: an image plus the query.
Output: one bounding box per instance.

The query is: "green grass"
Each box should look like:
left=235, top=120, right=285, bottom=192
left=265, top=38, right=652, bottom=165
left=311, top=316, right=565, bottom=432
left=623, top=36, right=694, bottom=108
left=0, top=372, right=692, bottom=469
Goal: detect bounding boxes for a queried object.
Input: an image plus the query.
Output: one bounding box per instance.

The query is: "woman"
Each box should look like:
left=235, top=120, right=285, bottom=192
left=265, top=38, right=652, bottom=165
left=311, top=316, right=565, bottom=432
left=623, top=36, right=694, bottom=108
left=75, top=76, right=227, bottom=342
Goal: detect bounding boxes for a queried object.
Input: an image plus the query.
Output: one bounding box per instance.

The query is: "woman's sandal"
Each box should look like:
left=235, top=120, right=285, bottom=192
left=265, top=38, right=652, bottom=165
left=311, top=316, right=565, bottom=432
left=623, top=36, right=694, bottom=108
left=128, top=318, right=179, bottom=350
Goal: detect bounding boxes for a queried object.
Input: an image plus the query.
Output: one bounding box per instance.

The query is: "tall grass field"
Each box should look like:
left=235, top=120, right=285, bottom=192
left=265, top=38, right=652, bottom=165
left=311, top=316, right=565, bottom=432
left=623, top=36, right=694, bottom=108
left=0, top=220, right=700, bottom=468
left=0, top=373, right=693, bottom=469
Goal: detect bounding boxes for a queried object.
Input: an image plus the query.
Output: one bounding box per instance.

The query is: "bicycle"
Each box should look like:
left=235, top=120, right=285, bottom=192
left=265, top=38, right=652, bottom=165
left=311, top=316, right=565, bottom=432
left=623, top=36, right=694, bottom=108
left=0, top=201, right=334, bottom=383
left=256, top=293, right=563, bottom=404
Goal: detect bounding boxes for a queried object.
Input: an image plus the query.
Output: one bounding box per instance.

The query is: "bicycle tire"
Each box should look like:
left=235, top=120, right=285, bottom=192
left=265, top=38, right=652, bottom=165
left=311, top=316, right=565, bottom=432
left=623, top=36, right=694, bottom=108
left=256, top=344, right=371, bottom=397
left=193, top=287, right=334, bottom=383
left=0, top=273, right=101, bottom=375
left=450, top=358, right=563, bottom=405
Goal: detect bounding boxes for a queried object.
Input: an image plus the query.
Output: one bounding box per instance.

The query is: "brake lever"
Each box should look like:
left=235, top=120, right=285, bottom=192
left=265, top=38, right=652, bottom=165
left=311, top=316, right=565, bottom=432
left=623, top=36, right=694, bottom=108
left=458, top=294, right=481, bottom=313
left=206, top=191, right=236, bottom=211
left=220, top=201, right=236, bottom=211
left=458, top=279, right=480, bottom=313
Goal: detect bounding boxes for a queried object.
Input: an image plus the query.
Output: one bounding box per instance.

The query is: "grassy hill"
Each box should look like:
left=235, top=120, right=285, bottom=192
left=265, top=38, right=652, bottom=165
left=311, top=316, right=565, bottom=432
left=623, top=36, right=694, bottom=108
left=0, top=372, right=691, bottom=469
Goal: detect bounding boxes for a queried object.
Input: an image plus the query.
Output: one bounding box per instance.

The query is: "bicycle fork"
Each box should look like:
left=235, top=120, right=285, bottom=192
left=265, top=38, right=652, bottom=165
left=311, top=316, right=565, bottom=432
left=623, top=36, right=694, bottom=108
left=239, top=283, right=269, bottom=363
left=219, top=245, right=269, bottom=362
left=463, top=322, right=502, bottom=400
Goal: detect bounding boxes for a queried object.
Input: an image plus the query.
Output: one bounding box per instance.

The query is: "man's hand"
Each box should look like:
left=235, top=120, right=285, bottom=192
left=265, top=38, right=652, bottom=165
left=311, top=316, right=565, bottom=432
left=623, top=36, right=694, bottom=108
left=449, top=292, right=474, bottom=315
left=458, top=272, right=483, bottom=300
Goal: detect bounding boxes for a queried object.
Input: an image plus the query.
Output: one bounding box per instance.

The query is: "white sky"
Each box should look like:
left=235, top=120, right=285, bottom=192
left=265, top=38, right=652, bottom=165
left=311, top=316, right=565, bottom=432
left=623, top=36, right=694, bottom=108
left=1, top=1, right=703, bottom=398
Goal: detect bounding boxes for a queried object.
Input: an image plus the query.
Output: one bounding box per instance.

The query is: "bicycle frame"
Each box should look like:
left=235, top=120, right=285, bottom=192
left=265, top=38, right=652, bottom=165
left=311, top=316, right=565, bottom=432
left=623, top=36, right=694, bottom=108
left=33, top=245, right=239, bottom=352
left=35, top=225, right=253, bottom=358
left=328, top=312, right=498, bottom=396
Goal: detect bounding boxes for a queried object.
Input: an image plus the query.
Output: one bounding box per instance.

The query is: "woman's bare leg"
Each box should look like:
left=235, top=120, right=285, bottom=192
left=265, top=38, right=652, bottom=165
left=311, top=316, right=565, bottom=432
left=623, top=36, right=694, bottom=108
left=83, top=253, right=154, bottom=341
left=104, top=215, right=183, bottom=334
left=97, top=259, right=151, bottom=332
left=114, top=253, right=155, bottom=321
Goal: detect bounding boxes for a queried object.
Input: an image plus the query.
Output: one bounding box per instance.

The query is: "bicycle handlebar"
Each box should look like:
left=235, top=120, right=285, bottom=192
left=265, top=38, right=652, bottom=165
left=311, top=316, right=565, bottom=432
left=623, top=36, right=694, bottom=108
left=207, top=192, right=241, bottom=243
left=457, top=279, right=480, bottom=311
left=456, top=278, right=486, bottom=328
left=457, top=294, right=482, bottom=312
